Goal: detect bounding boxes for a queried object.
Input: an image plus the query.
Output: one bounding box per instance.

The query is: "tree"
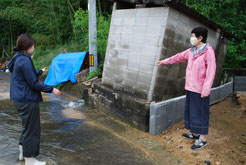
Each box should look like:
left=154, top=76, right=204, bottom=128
left=180, top=0, right=246, bottom=68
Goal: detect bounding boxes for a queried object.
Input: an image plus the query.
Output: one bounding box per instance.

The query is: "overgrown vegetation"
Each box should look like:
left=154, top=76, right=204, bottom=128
left=0, top=0, right=245, bottom=77
left=180, top=0, right=246, bottom=68
left=32, top=41, right=83, bottom=72
left=0, top=0, right=112, bottom=78
left=72, top=8, right=111, bottom=64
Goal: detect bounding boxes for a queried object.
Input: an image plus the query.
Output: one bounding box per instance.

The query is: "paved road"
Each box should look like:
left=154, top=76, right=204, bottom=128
left=0, top=72, right=184, bottom=165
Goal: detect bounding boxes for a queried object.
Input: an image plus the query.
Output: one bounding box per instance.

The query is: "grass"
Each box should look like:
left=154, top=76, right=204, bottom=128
left=85, top=68, right=101, bottom=81
left=32, top=41, right=86, bottom=75
left=127, top=124, right=133, bottom=128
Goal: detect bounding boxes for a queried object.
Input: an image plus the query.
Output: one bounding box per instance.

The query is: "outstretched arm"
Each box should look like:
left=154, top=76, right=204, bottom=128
left=157, top=49, right=190, bottom=65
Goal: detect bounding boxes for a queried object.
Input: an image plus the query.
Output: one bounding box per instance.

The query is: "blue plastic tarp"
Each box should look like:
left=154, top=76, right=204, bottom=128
left=44, top=52, right=87, bottom=86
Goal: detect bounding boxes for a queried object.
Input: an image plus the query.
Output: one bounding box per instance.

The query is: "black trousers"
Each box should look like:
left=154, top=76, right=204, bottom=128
left=14, top=101, right=40, bottom=157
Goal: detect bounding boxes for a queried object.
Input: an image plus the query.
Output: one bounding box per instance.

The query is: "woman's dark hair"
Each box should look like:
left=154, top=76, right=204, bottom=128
left=191, top=27, right=208, bottom=43
left=13, top=33, right=36, bottom=53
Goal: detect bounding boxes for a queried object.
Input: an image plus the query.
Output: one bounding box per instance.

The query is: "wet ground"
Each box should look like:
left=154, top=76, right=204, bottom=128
left=1, top=72, right=245, bottom=165
left=0, top=73, right=182, bottom=165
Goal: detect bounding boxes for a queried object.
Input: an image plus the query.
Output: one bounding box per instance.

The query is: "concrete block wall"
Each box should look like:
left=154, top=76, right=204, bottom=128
left=103, top=5, right=228, bottom=102
left=234, top=76, right=246, bottom=92
left=150, top=81, right=233, bottom=135
left=210, top=86, right=220, bottom=104
left=152, top=8, right=228, bottom=101
left=102, top=6, right=169, bottom=100
left=219, top=81, right=233, bottom=100
left=149, top=95, right=185, bottom=135
left=90, top=81, right=151, bottom=132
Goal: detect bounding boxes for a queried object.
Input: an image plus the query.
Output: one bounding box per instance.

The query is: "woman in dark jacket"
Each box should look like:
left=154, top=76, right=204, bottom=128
left=8, top=33, right=61, bottom=165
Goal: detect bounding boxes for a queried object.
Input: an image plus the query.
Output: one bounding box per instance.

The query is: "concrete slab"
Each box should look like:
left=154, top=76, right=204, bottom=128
left=149, top=95, right=185, bottom=135
left=234, top=76, right=246, bottom=92
left=210, top=86, right=220, bottom=104
left=220, top=81, right=233, bottom=100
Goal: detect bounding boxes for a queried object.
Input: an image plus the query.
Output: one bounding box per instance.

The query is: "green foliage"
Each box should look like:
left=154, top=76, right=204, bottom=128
left=72, top=9, right=111, bottom=62
left=224, top=40, right=246, bottom=68
left=0, top=0, right=81, bottom=58
left=85, top=69, right=101, bottom=81
left=71, top=8, right=111, bottom=82
left=32, top=33, right=55, bottom=50
left=127, top=124, right=133, bottom=128
left=72, top=9, right=89, bottom=51
left=97, top=14, right=111, bottom=63
left=84, top=63, right=104, bottom=81
left=33, top=41, right=83, bottom=72
left=55, top=83, right=64, bottom=90
left=1, top=0, right=245, bottom=70
left=180, top=0, right=246, bottom=68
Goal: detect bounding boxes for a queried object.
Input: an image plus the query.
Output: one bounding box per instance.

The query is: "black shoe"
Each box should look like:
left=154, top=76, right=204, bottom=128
left=191, top=139, right=207, bottom=150
left=182, top=132, right=200, bottom=139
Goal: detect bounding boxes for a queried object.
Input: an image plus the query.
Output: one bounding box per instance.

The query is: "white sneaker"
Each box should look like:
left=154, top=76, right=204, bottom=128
left=24, top=157, right=46, bottom=165
left=19, top=145, right=24, bottom=161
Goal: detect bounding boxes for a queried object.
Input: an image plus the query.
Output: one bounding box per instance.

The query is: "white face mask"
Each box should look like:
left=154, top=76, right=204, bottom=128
left=190, top=37, right=199, bottom=46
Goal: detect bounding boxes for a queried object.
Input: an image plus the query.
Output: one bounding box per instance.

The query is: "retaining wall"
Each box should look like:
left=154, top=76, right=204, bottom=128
left=149, top=81, right=234, bottom=135
left=234, top=76, right=246, bottom=92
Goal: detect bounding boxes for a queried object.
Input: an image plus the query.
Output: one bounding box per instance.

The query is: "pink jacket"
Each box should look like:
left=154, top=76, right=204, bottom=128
left=161, top=44, right=216, bottom=97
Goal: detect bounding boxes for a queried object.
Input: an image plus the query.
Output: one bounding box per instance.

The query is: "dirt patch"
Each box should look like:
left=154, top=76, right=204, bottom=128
left=62, top=108, right=86, bottom=120
left=83, top=93, right=246, bottom=165
left=236, top=92, right=246, bottom=118
left=156, top=93, right=246, bottom=165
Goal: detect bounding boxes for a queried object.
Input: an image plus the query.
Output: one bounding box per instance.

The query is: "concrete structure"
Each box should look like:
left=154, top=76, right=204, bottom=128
left=88, top=81, right=150, bottom=131
left=102, top=2, right=229, bottom=102
left=150, top=81, right=234, bottom=135
left=234, top=76, right=246, bottom=92
left=89, top=0, right=233, bottom=132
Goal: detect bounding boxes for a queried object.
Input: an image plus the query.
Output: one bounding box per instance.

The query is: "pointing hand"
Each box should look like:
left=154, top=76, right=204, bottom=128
left=156, top=61, right=163, bottom=66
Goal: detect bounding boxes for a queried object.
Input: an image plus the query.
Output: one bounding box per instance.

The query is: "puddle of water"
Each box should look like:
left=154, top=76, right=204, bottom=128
left=0, top=90, right=152, bottom=165
left=0, top=74, right=181, bottom=165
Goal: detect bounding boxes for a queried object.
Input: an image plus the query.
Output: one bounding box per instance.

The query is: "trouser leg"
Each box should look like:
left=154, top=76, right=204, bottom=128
left=15, top=102, right=40, bottom=157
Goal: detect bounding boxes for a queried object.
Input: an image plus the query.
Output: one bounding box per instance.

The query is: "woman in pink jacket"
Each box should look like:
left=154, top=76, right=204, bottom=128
left=157, top=27, right=216, bottom=150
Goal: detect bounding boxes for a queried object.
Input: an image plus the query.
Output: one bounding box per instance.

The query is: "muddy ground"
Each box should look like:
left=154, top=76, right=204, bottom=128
left=154, top=93, right=246, bottom=165
left=83, top=92, right=246, bottom=165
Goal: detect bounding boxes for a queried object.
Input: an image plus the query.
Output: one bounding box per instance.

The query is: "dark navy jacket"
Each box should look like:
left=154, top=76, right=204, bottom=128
left=8, top=51, right=53, bottom=102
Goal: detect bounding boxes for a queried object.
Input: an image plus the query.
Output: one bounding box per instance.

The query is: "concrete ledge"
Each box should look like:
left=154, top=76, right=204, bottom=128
left=210, top=86, right=220, bottom=104
left=210, top=81, right=233, bottom=104
left=219, top=81, right=233, bottom=100
left=89, top=80, right=150, bottom=132
left=149, top=81, right=233, bottom=135
left=234, top=76, right=246, bottom=92
left=149, top=95, right=185, bottom=135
